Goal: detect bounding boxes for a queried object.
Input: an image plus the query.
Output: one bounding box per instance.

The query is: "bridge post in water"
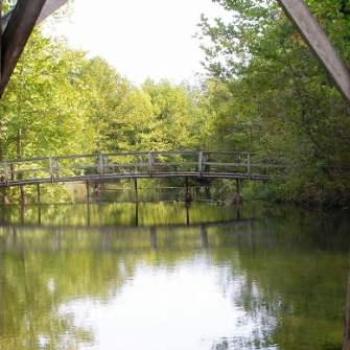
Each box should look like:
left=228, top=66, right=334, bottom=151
left=232, top=179, right=243, bottom=206
left=185, top=177, right=193, bottom=205
left=20, top=203, right=24, bottom=224
left=85, top=181, right=90, bottom=203
left=134, top=178, right=139, bottom=202
left=37, top=204, right=42, bottom=225
left=19, top=185, right=25, bottom=205
left=36, top=183, right=41, bottom=205
left=186, top=204, right=190, bottom=226
left=135, top=201, right=139, bottom=226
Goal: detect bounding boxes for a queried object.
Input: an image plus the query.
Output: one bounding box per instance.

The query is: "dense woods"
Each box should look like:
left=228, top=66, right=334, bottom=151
left=0, top=0, right=349, bottom=206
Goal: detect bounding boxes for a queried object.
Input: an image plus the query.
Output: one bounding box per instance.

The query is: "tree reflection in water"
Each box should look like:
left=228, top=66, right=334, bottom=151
left=0, top=203, right=348, bottom=350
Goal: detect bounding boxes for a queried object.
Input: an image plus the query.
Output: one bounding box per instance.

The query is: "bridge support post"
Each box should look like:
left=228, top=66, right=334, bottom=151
left=19, top=185, right=25, bottom=205
left=135, top=201, right=139, bottom=226
left=86, top=181, right=90, bottom=203
left=20, top=202, right=24, bottom=224
left=185, top=177, right=192, bottom=205
left=232, top=179, right=243, bottom=206
left=186, top=204, right=190, bottom=226
left=36, top=183, right=41, bottom=205
left=37, top=204, right=42, bottom=225
left=236, top=179, right=240, bottom=195
left=134, top=178, right=138, bottom=202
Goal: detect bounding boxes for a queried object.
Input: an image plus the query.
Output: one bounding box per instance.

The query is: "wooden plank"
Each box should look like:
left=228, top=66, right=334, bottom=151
left=0, top=0, right=47, bottom=96
left=277, top=0, right=350, bottom=102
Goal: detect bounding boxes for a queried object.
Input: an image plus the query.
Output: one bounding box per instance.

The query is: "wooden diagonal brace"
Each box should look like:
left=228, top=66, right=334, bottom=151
left=37, top=0, right=68, bottom=24
left=277, top=0, right=350, bottom=103
left=0, top=0, right=47, bottom=97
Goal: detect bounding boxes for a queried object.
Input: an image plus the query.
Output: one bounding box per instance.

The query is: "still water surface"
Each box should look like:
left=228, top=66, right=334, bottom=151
left=0, top=202, right=349, bottom=350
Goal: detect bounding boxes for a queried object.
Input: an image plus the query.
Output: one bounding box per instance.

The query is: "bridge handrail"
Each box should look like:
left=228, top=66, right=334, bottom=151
left=0, top=151, right=287, bottom=187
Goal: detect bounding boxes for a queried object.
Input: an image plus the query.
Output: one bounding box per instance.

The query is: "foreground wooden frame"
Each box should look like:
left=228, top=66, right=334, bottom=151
left=0, top=0, right=349, bottom=101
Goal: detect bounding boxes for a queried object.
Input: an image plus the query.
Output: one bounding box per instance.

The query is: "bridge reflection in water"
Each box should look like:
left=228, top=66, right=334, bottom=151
left=0, top=202, right=252, bottom=252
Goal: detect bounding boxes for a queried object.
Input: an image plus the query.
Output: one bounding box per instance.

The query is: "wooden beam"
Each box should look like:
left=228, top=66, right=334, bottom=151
left=37, top=0, right=68, bottom=24
left=0, top=1, right=2, bottom=81
left=277, top=0, right=350, bottom=103
left=0, top=0, right=47, bottom=97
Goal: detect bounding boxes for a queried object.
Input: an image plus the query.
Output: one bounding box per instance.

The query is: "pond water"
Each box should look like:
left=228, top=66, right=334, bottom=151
left=0, top=202, right=349, bottom=350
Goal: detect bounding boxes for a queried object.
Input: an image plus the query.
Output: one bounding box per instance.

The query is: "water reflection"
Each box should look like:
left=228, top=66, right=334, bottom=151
left=0, top=203, right=349, bottom=350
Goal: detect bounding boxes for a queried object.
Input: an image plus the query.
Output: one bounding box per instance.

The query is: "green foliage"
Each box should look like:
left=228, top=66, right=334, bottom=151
left=0, top=30, right=207, bottom=161
left=198, top=0, right=350, bottom=206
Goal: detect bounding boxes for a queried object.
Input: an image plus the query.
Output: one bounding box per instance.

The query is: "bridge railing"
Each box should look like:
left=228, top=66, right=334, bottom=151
left=0, top=151, right=286, bottom=185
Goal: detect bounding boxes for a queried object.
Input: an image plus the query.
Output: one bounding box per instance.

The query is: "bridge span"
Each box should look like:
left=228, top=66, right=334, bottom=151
left=0, top=151, right=284, bottom=190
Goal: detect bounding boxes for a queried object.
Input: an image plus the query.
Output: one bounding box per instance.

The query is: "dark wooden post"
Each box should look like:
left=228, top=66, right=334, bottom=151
left=20, top=202, right=24, bottom=224
left=36, top=183, right=41, bottom=205
left=236, top=178, right=240, bottom=195
left=186, top=204, right=190, bottom=226
left=185, top=177, right=193, bottom=204
left=134, top=178, right=138, bottom=202
left=86, top=181, right=90, bottom=203
left=135, top=201, right=139, bottom=227
left=232, top=179, right=243, bottom=206
left=19, top=185, right=25, bottom=205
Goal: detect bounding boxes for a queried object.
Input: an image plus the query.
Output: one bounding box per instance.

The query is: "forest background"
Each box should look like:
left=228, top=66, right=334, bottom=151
left=0, top=0, right=349, bottom=207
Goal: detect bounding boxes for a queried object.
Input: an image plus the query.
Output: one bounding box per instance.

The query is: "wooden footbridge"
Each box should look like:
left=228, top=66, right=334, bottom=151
left=0, top=151, right=284, bottom=190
